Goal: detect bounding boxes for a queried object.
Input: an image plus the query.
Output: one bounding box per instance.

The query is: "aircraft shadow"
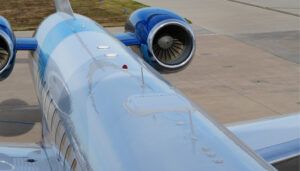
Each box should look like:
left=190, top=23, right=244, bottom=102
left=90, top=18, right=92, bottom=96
left=0, top=99, right=41, bottom=137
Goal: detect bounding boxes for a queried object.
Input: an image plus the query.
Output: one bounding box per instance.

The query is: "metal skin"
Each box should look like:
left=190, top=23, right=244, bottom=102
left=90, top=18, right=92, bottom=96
left=124, top=7, right=196, bottom=72
left=2, top=2, right=298, bottom=171
left=30, top=10, right=275, bottom=170
left=228, top=113, right=300, bottom=164
left=146, top=20, right=195, bottom=69
left=125, top=8, right=186, bottom=44
left=0, top=17, right=37, bottom=81
left=0, top=17, right=16, bottom=81
left=114, top=33, right=140, bottom=46
left=0, top=5, right=279, bottom=171
left=16, top=38, right=38, bottom=51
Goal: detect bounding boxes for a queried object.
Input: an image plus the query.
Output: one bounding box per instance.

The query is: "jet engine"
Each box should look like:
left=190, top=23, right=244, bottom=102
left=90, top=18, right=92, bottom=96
left=125, top=8, right=196, bottom=72
left=0, top=17, right=16, bottom=81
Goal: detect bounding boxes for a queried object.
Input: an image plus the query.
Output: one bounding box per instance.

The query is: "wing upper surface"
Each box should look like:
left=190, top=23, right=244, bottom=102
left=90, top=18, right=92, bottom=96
left=228, top=113, right=300, bottom=163
left=0, top=144, right=60, bottom=170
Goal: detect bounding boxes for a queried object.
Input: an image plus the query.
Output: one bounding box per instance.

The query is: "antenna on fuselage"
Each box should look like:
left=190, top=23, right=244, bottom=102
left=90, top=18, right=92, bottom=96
left=141, top=67, right=145, bottom=88
left=54, top=0, right=74, bottom=16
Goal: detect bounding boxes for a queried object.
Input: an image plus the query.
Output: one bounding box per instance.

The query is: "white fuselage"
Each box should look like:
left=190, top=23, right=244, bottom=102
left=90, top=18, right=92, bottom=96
left=31, top=12, right=273, bottom=171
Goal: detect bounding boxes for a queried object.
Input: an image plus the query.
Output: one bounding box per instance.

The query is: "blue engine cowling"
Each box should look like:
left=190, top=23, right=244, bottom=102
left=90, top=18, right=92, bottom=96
left=125, top=7, right=196, bottom=72
left=0, top=16, right=16, bottom=81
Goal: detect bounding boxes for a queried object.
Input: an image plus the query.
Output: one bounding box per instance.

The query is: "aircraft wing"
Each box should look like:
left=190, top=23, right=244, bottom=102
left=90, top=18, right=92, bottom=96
left=0, top=144, right=50, bottom=170
left=227, top=113, right=300, bottom=165
left=0, top=143, right=66, bottom=170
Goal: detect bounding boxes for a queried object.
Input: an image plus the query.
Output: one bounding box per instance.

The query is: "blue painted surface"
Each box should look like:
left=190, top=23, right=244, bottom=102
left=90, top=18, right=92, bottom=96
left=16, top=38, right=38, bottom=51
left=257, top=138, right=300, bottom=163
left=37, top=17, right=102, bottom=79
left=126, top=7, right=186, bottom=44
left=0, top=16, right=16, bottom=81
left=0, top=16, right=15, bottom=40
left=32, top=12, right=275, bottom=170
left=140, top=43, right=154, bottom=65
left=0, top=3, right=286, bottom=170
left=124, top=7, right=195, bottom=71
left=228, top=113, right=300, bottom=164
left=114, top=33, right=140, bottom=46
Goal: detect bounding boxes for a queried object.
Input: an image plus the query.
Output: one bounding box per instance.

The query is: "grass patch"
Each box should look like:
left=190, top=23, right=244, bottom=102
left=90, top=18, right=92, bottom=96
left=0, top=0, right=147, bottom=31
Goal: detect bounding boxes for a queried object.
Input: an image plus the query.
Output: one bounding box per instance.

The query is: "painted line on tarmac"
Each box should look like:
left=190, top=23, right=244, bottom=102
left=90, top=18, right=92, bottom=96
left=228, top=0, right=300, bottom=17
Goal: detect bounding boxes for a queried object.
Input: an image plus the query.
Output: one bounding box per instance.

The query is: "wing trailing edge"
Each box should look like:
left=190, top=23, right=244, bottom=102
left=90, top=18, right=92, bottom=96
left=227, top=113, right=300, bottom=164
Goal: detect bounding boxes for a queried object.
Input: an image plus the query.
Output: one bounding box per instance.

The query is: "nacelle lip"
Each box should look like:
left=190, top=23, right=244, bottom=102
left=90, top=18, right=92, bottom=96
left=147, top=19, right=196, bottom=69
left=0, top=30, right=15, bottom=74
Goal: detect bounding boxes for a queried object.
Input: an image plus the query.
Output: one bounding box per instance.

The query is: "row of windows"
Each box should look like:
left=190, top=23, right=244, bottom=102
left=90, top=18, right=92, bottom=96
left=33, top=65, right=81, bottom=171
left=44, top=89, right=80, bottom=171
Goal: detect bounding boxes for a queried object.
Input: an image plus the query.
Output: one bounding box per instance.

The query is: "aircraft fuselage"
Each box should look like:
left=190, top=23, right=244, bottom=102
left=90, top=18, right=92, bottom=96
left=30, top=12, right=273, bottom=171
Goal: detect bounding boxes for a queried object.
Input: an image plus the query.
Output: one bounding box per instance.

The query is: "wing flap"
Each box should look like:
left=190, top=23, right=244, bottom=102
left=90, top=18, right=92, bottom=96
left=256, top=138, right=300, bottom=163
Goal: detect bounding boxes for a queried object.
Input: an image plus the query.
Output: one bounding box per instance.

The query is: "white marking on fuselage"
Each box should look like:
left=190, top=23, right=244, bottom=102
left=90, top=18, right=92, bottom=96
left=97, top=45, right=110, bottom=49
left=105, top=53, right=118, bottom=58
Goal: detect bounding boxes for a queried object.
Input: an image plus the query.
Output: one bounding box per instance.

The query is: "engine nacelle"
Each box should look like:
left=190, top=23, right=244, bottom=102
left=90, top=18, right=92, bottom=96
left=0, top=16, right=16, bottom=81
left=126, top=7, right=196, bottom=72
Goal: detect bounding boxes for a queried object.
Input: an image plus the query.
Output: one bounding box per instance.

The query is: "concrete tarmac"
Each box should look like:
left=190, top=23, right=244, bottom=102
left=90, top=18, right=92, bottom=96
left=138, top=0, right=300, bottom=34
left=0, top=1, right=299, bottom=144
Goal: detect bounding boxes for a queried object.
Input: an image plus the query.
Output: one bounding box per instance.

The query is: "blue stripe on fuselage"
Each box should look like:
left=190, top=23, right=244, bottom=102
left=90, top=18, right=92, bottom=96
left=37, top=17, right=102, bottom=80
